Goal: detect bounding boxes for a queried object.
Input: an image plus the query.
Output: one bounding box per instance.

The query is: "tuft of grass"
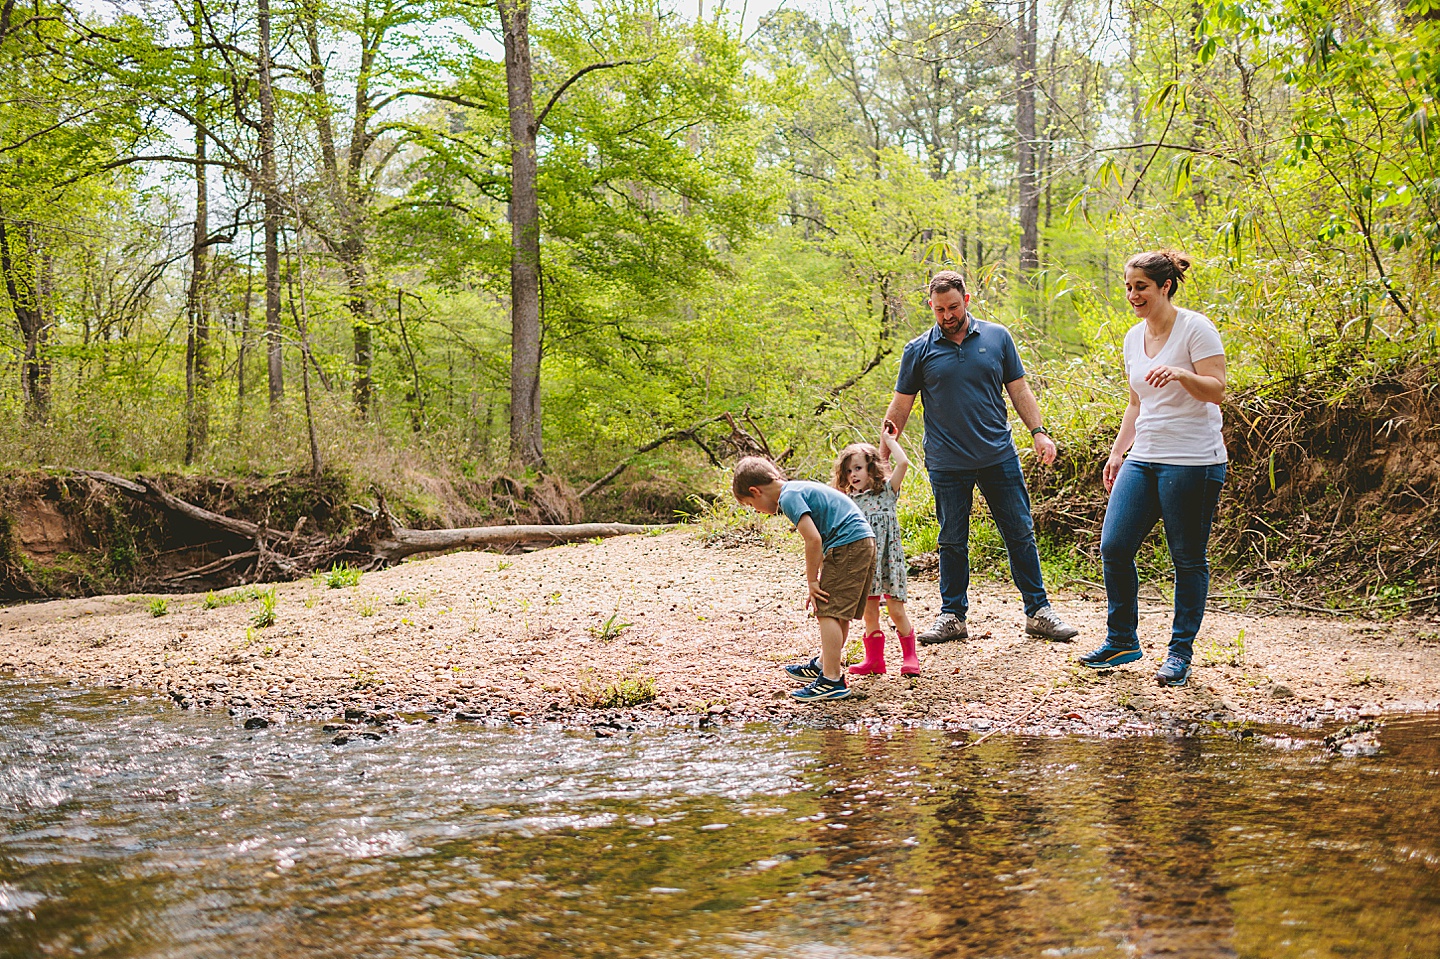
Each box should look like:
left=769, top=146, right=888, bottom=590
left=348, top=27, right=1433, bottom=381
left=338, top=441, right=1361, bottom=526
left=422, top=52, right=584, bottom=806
left=842, top=637, right=864, bottom=665
left=204, top=585, right=265, bottom=610
left=576, top=668, right=657, bottom=709
left=1346, top=669, right=1384, bottom=687
left=692, top=493, right=773, bottom=548
left=496, top=560, right=513, bottom=571
left=148, top=597, right=169, bottom=617
left=356, top=593, right=380, bottom=617
left=1199, top=628, right=1246, bottom=667
left=589, top=609, right=633, bottom=643
left=324, top=564, right=362, bottom=589
left=250, top=588, right=277, bottom=628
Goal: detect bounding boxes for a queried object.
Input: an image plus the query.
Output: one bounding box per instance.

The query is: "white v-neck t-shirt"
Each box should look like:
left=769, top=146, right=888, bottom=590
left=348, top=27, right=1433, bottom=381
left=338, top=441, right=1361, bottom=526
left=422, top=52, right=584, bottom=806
left=1123, top=308, right=1227, bottom=466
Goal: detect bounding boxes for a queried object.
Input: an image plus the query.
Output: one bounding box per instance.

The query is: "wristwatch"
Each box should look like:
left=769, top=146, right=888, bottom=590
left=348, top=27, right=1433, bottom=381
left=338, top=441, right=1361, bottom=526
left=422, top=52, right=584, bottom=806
left=1030, top=426, right=1049, bottom=436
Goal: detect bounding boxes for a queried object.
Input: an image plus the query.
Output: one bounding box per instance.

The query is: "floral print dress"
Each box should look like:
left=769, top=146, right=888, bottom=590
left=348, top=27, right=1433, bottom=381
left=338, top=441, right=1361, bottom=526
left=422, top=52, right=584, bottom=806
left=850, top=481, right=906, bottom=602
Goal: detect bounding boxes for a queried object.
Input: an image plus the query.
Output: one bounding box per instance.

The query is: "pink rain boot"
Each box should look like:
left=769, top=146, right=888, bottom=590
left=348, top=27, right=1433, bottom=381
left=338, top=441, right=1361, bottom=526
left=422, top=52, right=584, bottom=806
left=898, top=629, right=920, bottom=677
left=848, top=630, right=887, bottom=675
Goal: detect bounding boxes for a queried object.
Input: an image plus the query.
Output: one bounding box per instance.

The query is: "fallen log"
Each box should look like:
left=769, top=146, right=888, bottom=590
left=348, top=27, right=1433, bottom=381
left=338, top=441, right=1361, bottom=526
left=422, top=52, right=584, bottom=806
left=370, top=522, right=666, bottom=562
left=71, top=468, right=671, bottom=579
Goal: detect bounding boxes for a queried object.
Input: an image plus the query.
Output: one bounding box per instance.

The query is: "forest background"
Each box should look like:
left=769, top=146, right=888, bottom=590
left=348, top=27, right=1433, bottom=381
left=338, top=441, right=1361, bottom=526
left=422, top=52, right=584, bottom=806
left=2, top=0, right=1438, bottom=609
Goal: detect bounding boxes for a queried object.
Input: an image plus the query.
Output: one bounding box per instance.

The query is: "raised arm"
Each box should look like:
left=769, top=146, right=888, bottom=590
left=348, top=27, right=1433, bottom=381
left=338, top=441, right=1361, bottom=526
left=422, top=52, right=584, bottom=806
left=1145, top=354, right=1226, bottom=405
left=881, top=427, right=909, bottom=490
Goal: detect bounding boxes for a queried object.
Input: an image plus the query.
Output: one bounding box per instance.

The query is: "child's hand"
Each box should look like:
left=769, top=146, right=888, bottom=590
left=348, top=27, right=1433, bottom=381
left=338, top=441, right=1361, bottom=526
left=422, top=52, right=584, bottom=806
left=883, top=419, right=898, bottom=436
left=807, top=578, right=830, bottom=605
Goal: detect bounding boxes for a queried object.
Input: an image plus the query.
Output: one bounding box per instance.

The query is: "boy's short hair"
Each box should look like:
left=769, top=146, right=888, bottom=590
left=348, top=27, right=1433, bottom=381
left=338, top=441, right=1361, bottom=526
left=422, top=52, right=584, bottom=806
left=732, top=456, right=784, bottom=498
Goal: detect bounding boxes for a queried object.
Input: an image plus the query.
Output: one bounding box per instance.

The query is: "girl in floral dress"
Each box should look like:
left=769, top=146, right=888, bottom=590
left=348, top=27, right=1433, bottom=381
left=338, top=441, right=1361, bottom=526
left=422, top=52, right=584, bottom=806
left=831, top=422, right=918, bottom=676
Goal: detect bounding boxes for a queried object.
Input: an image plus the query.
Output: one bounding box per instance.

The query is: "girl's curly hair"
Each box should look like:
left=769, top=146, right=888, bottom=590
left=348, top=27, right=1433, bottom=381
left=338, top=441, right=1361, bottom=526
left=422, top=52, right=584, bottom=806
left=831, top=443, right=889, bottom=494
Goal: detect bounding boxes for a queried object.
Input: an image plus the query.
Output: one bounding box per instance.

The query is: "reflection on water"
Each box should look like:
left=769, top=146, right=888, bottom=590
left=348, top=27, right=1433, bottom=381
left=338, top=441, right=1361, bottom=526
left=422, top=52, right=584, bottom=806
left=0, top=681, right=1437, bottom=958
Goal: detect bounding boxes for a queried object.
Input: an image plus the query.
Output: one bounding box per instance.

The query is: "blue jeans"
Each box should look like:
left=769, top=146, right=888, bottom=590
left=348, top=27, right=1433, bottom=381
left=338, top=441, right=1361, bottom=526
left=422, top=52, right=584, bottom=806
left=930, top=454, right=1049, bottom=619
left=1101, top=459, right=1227, bottom=663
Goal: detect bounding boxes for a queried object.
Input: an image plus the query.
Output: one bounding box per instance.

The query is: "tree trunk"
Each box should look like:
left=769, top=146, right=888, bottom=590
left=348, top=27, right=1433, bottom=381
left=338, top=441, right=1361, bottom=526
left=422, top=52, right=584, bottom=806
left=185, top=90, right=210, bottom=464
left=257, top=0, right=284, bottom=409
left=0, top=212, right=50, bottom=421
left=498, top=0, right=544, bottom=468
left=1015, top=0, right=1040, bottom=275
left=341, top=248, right=373, bottom=415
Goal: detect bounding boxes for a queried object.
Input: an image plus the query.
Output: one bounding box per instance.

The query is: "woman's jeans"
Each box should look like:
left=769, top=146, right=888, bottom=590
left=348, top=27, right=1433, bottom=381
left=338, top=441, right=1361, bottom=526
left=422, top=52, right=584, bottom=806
left=1101, top=459, right=1227, bottom=663
left=930, top=453, right=1050, bottom=620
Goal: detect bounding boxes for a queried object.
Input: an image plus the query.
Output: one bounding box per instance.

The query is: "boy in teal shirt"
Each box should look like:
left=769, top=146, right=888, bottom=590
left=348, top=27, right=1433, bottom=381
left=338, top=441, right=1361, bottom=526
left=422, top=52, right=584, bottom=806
left=733, top=456, right=876, bottom=702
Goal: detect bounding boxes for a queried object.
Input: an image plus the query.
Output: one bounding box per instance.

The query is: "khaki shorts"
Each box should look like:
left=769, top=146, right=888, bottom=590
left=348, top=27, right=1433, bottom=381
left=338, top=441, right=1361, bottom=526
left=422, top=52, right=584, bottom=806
left=814, top=538, right=876, bottom=621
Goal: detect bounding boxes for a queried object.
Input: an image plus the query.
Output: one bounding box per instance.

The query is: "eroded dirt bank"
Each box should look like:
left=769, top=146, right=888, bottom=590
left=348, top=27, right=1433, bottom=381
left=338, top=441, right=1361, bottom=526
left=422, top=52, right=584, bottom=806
left=3, top=531, right=1439, bottom=736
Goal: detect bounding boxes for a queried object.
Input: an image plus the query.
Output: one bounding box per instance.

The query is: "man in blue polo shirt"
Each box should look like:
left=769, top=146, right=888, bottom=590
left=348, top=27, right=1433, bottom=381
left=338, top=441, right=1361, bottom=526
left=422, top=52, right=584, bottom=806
left=882, top=270, right=1079, bottom=645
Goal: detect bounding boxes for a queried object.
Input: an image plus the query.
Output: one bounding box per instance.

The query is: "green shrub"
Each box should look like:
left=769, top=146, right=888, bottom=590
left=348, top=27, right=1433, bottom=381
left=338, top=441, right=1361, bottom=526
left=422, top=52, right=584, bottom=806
left=324, top=564, right=362, bottom=589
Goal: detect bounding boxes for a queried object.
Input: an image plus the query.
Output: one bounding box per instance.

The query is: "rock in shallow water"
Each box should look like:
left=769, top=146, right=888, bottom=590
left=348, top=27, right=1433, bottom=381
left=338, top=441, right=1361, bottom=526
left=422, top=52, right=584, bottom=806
left=243, top=716, right=269, bottom=730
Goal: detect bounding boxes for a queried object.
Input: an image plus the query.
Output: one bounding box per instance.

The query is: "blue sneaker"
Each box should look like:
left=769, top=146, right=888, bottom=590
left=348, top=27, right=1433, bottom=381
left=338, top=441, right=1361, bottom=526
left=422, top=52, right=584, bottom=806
left=1155, top=656, right=1191, bottom=687
left=1077, top=643, right=1143, bottom=669
left=784, top=657, right=823, bottom=682
left=790, top=675, right=853, bottom=703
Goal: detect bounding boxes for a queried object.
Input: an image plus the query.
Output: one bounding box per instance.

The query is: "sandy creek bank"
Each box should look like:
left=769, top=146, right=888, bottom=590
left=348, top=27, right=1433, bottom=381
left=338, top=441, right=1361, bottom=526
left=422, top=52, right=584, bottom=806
left=3, top=530, right=1439, bottom=738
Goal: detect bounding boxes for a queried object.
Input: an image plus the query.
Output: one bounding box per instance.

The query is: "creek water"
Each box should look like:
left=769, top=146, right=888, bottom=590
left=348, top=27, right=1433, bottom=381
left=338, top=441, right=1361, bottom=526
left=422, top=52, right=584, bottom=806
left=0, top=680, right=1437, bottom=958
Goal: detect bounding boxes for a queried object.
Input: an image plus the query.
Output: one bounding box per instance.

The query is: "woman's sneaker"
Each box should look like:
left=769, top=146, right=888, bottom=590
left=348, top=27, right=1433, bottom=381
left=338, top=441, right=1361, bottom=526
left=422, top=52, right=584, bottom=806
left=1077, top=643, right=1143, bottom=669
left=790, top=675, right=853, bottom=702
left=784, top=656, right=823, bottom=682
left=918, top=613, right=968, bottom=645
left=1154, top=656, right=1191, bottom=687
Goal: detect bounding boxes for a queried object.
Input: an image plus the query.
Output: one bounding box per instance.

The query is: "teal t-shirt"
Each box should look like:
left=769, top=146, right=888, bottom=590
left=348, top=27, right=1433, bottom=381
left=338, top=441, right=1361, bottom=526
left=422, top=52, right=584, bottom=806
left=777, top=480, right=874, bottom=553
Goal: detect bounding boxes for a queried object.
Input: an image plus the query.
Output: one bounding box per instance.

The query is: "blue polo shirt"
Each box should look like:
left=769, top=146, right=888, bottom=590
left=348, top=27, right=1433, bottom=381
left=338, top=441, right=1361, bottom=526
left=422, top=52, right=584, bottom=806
left=894, top=318, right=1026, bottom=471
left=777, top=480, right=873, bottom=553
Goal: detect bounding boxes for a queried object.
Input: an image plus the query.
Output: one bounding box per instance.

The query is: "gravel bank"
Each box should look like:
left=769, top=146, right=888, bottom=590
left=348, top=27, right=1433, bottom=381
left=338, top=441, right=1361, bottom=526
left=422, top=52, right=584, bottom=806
left=3, top=530, right=1438, bottom=736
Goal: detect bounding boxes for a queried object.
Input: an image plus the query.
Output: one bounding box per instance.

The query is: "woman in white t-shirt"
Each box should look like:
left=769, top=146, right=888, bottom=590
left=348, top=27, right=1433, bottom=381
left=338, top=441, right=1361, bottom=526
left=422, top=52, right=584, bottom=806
left=1078, top=251, right=1227, bottom=688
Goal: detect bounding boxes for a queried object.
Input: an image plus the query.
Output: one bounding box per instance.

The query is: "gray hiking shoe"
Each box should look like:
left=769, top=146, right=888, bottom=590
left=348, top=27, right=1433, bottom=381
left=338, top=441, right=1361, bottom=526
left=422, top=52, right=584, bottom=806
left=917, top=613, right=968, bottom=646
left=1025, top=605, right=1079, bottom=642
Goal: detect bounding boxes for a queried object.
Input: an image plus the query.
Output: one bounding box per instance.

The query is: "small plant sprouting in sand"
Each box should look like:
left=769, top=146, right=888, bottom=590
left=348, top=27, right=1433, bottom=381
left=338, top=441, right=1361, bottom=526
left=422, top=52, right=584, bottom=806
left=842, top=638, right=864, bottom=665
left=496, top=560, right=513, bottom=571
left=1200, top=629, right=1246, bottom=667
left=324, top=564, right=362, bottom=589
left=1347, top=669, right=1384, bottom=687
left=250, top=588, right=277, bottom=628
left=351, top=669, right=380, bottom=689
left=148, top=597, right=169, bottom=617
left=356, top=593, right=380, bottom=618
left=589, top=609, right=633, bottom=643
left=575, top=667, right=657, bottom=708
left=303, top=594, right=317, bottom=609
left=204, top=585, right=264, bottom=610
left=393, top=590, right=431, bottom=608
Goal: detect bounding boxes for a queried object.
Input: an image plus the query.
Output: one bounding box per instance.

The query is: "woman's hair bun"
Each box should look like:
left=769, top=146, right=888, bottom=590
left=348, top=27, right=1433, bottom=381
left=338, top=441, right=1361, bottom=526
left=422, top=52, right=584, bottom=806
left=1160, top=250, right=1191, bottom=279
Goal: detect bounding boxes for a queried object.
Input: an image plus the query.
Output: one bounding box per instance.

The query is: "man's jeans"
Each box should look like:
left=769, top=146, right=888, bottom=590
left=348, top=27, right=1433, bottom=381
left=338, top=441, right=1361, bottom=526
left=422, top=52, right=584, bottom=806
left=930, top=454, right=1049, bottom=619
left=1101, top=459, right=1226, bottom=663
